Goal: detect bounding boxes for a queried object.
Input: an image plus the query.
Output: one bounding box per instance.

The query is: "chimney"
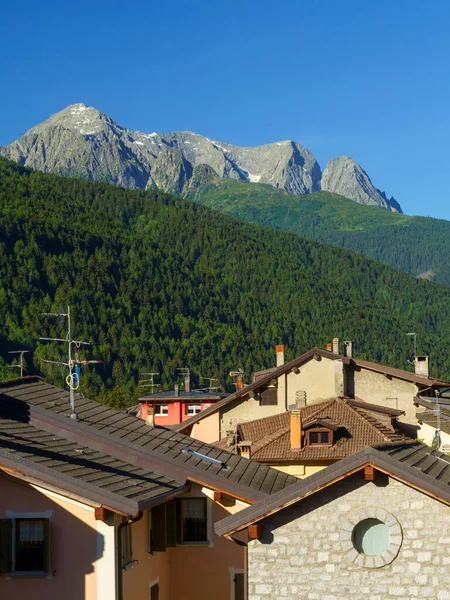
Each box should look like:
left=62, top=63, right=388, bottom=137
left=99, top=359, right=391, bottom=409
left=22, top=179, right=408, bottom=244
left=276, top=345, right=285, bottom=367
left=174, top=384, right=179, bottom=397
left=295, top=390, right=307, bottom=409
left=146, top=405, right=154, bottom=427
left=414, top=356, right=429, bottom=378
left=343, top=341, right=354, bottom=358
left=326, top=343, right=332, bottom=352
left=238, top=442, right=252, bottom=459
left=290, top=409, right=302, bottom=450
left=236, top=375, right=243, bottom=391
left=184, top=374, right=191, bottom=393
left=332, top=337, right=340, bottom=355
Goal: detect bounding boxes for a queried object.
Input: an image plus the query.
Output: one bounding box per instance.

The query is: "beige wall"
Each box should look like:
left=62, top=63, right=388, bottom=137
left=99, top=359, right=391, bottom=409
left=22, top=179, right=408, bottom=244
left=122, top=483, right=246, bottom=600
left=190, top=411, right=221, bottom=444
left=0, top=471, right=98, bottom=600
left=351, top=367, right=417, bottom=422
left=270, top=461, right=334, bottom=479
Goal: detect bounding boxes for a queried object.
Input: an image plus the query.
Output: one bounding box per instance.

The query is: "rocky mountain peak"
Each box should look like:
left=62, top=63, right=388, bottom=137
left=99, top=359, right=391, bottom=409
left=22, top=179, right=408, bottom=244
left=321, top=156, right=401, bottom=212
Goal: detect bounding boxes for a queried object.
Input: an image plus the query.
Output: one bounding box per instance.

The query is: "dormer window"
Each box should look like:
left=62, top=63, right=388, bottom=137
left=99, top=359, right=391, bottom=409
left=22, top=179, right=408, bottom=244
left=306, top=428, right=332, bottom=446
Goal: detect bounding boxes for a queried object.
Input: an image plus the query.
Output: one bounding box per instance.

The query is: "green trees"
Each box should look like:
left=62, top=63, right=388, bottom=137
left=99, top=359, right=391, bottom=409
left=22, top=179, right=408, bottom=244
left=1, top=156, right=450, bottom=405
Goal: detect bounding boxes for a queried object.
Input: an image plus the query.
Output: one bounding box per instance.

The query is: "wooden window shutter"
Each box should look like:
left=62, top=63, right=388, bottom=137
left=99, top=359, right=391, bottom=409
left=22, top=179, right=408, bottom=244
left=43, top=518, right=50, bottom=573
left=0, top=519, right=12, bottom=574
left=165, top=501, right=177, bottom=548
left=150, top=505, right=166, bottom=553
left=234, top=572, right=245, bottom=600
left=260, top=388, right=277, bottom=405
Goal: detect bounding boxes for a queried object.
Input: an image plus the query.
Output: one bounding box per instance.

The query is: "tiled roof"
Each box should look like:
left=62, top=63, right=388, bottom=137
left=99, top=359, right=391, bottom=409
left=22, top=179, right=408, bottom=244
left=219, top=398, right=407, bottom=462
left=215, top=441, right=450, bottom=537
left=0, top=377, right=297, bottom=503
left=0, top=411, right=184, bottom=514
left=174, top=347, right=448, bottom=433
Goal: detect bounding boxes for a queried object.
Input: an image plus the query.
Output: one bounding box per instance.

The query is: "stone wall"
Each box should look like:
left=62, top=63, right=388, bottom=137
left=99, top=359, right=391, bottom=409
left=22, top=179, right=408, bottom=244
left=248, top=474, right=450, bottom=600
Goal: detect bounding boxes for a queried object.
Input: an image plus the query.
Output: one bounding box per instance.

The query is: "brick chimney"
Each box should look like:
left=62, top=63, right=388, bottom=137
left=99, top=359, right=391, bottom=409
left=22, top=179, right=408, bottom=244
left=236, top=375, right=243, bottom=391
left=276, top=345, right=285, bottom=367
left=290, top=408, right=302, bottom=450
left=414, top=356, right=429, bottom=378
left=332, top=337, right=340, bottom=355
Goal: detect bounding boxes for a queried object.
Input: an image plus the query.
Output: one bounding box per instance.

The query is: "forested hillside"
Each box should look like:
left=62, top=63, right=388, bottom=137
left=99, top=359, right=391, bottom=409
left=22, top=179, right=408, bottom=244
left=186, top=171, right=450, bottom=285
left=1, top=156, right=450, bottom=406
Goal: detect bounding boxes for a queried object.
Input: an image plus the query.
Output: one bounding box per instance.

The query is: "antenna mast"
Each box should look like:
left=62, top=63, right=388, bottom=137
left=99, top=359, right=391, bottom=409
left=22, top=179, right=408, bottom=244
left=8, top=350, right=29, bottom=377
left=40, top=306, right=101, bottom=419
left=139, top=372, right=159, bottom=394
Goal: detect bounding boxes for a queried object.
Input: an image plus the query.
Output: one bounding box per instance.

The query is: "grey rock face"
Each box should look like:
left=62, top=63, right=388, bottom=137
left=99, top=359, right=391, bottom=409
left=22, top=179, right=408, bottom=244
left=2, top=103, right=321, bottom=197
left=2, top=104, right=401, bottom=212
left=321, top=156, right=402, bottom=213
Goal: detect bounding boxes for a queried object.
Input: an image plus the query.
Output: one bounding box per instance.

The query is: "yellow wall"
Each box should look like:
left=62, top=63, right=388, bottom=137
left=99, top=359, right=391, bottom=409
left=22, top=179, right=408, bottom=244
left=417, top=421, right=450, bottom=450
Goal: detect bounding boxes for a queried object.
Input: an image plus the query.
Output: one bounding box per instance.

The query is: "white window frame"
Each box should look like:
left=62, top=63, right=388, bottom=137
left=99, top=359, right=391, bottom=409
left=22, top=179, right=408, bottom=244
left=186, top=404, right=202, bottom=416
left=154, top=404, right=169, bottom=416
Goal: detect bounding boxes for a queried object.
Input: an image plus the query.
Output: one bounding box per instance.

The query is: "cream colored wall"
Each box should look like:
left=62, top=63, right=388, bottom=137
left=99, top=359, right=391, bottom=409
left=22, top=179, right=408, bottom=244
left=0, top=471, right=98, bottom=600
left=190, top=411, right=220, bottom=443
left=219, top=359, right=339, bottom=440
left=285, top=358, right=338, bottom=407
left=351, top=368, right=417, bottom=423
left=269, top=462, right=332, bottom=479
left=417, top=421, right=450, bottom=450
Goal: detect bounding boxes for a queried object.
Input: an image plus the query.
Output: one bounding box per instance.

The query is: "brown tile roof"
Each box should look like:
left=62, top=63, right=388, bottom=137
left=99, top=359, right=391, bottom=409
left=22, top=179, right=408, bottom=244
left=220, top=398, right=407, bottom=462
left=0, top=377, right=297, bottom=503
left=173, top=347, right=449, bottom=434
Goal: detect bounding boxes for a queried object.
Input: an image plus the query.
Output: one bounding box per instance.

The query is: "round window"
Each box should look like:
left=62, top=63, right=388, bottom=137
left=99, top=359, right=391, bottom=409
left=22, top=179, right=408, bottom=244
left=353, top=518, right=390, bottom=556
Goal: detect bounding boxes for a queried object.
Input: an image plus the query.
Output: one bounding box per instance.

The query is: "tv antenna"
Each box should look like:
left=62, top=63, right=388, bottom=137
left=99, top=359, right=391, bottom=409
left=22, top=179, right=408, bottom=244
left=8, top=350, right=29, bottom=377
left=139, top=372, right=159, bottom=394
left=40, top=306, right=102, bottom=419
left=198, top=376, right=220, bottom=393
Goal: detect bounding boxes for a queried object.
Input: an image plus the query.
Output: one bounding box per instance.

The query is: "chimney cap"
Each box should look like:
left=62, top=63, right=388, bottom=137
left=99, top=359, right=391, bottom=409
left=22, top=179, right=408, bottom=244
left=276, top=344, right=285, bottom=352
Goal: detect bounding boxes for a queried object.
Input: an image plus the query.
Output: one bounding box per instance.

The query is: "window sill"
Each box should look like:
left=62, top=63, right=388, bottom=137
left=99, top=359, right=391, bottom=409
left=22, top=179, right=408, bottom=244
left=121, top=560, right=138, bottom=571
left=6, top=571, right=52, bottom=579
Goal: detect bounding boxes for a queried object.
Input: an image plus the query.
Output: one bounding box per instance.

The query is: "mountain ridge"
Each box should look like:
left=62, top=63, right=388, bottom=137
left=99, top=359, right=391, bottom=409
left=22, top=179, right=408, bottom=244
left=0, top=103, right=400, bottom=212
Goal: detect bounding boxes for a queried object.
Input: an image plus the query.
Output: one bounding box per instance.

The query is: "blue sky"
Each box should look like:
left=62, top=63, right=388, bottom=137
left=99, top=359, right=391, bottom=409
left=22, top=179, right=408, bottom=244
left=1, top=0, right=450, bottom=219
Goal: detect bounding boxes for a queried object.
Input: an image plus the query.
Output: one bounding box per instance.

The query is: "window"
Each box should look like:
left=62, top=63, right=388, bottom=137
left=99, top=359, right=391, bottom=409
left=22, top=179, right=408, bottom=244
left=0, top=518, right=50, bottom=575
left=353, top=518, right=390, bottom=556
left=150, top=583, right=159, bottom=600
left=154, top=405, right=169, bottom=416
left=121, top=519, right=133, bottom=567
left=186, top=404, right=201, bottom=415
left=340, top=508, right=403, bottom=568
left=150, top=498, right=208, bottom=553
left=260, top=388, right=277, bottom=406
left=305, top=428, right=332, bottom=446
left=180, top=498, right=207, bottom=542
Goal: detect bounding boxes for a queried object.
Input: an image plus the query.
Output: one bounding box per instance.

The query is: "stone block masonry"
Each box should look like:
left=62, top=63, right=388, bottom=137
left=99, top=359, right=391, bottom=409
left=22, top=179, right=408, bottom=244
left=247, top=473, right=450, bottom=600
